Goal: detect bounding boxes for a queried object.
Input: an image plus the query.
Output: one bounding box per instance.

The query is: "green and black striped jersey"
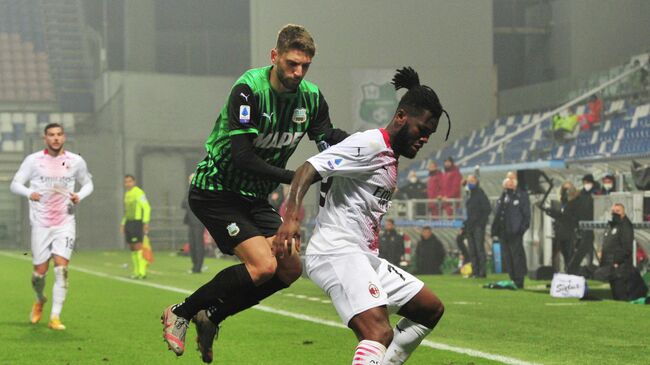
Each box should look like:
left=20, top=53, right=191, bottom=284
left=192, top=65, right=332, bottom=198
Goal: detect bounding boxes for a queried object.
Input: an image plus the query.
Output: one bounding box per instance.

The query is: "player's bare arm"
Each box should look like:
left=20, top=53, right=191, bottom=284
left=273, top=162, right=320, bottom=257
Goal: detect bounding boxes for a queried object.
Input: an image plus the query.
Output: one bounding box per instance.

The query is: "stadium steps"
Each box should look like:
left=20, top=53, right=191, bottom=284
left=41, top=0, right=94, bottom=111
left=0, top=152, right=24, bottom=246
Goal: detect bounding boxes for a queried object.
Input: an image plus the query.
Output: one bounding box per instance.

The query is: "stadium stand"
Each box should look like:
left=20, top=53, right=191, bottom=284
left=0, top=0, right=93, bottom=110
left=406, top=57, right=650, bottom=177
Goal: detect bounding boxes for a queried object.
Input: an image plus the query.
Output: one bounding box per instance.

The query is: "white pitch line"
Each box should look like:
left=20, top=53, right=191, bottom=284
left=0, top=252, right=541, bottom=365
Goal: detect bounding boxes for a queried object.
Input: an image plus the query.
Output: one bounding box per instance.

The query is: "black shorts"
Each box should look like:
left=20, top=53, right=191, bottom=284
left=188, top=186, right=282, bottom=255
left=124, top=220, right=144, bottom=244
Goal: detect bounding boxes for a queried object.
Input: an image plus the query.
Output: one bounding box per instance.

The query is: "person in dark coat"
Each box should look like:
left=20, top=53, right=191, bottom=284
left=396, top=171, right=427, bottom=216
left=578, top=174, right=596, bottom=269
left=462, top=175, right=491, bottom=278
left=492, top=177, right=530, bottom=288
left=599, top=174, right=616, bottom=195
left=183, top=173, right=206, bottom=273
left=416, top=226, right=446, bottom=275
left=378, top=218, right=405, bottom=267
left=540, top=181, right=592, bottom=274
left=600, top=203, right=648, bottom=300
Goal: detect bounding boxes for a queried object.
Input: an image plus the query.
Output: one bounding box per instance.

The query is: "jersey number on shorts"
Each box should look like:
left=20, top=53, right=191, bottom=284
left=65, top=237, right=74, bottom=250
left=387, top=265, right=406, bottom=281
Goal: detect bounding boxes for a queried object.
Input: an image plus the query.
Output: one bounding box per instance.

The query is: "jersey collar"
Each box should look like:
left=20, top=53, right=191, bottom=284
left=379, top=128, right=391, bottom=149
left=43, top=149, right=65, bottom=156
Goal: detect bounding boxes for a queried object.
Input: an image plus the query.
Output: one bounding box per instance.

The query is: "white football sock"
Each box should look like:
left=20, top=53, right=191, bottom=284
left=51, top=266, right=68, bottom=318
left=382, top=318, right=432, bottom=364
left=31, top=272, right=46, bottom=302
left=352, top=339, right=386, bottom=365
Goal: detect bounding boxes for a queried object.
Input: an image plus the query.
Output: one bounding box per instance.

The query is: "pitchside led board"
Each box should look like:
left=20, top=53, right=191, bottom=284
left=351, top=69, right=400, bottom=132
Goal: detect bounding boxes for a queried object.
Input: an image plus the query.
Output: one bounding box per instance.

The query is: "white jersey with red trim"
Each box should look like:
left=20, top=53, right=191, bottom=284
left=11, top=150, right=93, bottom=227
left=306, top=128, right=397, bottom=256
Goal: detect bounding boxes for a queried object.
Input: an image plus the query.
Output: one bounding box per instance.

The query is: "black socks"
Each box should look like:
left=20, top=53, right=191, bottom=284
left=173, top=263, right=254, bottom=320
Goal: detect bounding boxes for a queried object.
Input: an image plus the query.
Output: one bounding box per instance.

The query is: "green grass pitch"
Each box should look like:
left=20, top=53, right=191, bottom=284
left=0, top=250, right=648, bottom=365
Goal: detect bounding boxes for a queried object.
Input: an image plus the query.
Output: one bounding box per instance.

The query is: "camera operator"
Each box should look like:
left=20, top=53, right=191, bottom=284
left=539, top=181, right=591, bottom=274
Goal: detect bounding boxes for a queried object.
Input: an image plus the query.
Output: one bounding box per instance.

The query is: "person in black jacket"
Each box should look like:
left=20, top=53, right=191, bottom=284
left=462, top=175, right=491, bottom=278
left=540, top=181, right=592, bottom=274
left=492, top=177, right=530, bottom=288
left=577, top=174, right=596, bottom=271
left=600, top=203, right=648, bottom=300
left=378, top=218, right=405, bottom=267
left=416, top=226, right=446, bottom=275
left=396, top=171, right=427, bottom=216
left=183, top=173, right=207, bottom=274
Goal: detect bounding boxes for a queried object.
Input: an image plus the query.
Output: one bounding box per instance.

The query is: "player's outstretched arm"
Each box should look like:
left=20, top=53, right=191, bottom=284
left=273, top=162, right=319, bottom=257
left=231, top=134, right=295, bottom=184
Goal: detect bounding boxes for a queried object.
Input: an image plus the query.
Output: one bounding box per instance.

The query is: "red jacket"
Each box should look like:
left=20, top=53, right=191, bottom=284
left=586, top=99, right=602, bottom=124
left=441, top=165, right=462, bottom=199
left=427, top=171, right=442, bottom=199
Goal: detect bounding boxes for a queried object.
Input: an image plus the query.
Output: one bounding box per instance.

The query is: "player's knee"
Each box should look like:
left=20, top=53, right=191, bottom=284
left=248, top=259, right=277, bottom=283
left=365, top=324, right=393, bottom=347
left=422, top=297, right=444, bottom=328
left=433, top=298, right=445, bottom=321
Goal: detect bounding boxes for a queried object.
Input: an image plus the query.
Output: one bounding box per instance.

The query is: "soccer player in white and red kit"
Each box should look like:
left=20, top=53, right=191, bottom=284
left=10, top=123, right=93, bottom=330
left=275, top=67, right=449, bottom=365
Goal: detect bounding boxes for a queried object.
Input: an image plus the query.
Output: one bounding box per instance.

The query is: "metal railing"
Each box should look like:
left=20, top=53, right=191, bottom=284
left=148, top=205, right=188, bottom=251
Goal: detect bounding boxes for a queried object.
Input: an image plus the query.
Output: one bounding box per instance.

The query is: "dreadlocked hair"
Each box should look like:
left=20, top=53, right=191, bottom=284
left=391, top=66, right=451, bottom=141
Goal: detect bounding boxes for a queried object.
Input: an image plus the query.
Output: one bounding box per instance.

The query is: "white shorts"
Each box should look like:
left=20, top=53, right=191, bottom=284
left=305, top=252, right=424, bottom=325
left=31, top=223, right=76, bottom=265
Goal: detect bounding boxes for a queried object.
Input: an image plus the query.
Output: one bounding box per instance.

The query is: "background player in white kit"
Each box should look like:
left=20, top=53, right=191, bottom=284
left=10, top=123, right=93, bottom=330
left=275, top=68, right=449, bottom=364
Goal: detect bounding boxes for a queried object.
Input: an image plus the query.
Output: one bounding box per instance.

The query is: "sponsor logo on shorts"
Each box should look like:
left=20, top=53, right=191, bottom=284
left=226, top=222, right=240, bottom=237
left=368, top=283, right=380, bottom=298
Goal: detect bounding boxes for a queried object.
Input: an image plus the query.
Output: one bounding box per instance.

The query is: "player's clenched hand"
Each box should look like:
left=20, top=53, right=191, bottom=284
left=273, top=219, right=301, bottom=258
left=70, top=193, right=80, bottom=204
left=30, top=192, right=41, bottom=201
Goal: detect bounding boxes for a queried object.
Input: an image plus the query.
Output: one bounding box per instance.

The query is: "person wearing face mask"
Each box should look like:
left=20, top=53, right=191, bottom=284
left=492, top=177, right=530, bottom=288
left=599, top=203, right=648, bottom=300
left=540, top=181, right=591, bottom=274
left=461, top=175, right=491, bottom=278
left=397, top=170, right=428, bottom=216
left=581, top=174, right=598, bottom=196
left=599, top=174, right=616, bottom=195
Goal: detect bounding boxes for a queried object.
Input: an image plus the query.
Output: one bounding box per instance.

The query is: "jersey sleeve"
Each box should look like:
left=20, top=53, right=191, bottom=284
left=75, top=157, right=94, bottom=201
left=307, top=91, right=333, bottom=141
left=139, top=193, right=151, bottom=224
left=227, top=83, right=259, bottom=137
left=307, top=132, right=387, bottom=180
left=10, top=155, right=35, bottom=198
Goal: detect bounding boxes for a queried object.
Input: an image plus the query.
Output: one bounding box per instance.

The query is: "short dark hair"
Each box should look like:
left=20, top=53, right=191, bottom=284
left=385, top=218, right=395, bottom=225
left=44, top=123, right=63, bottom=135
left=124, top=174, right=136, bottom=180
left=392, top=67, right=450, bottom=140
left=276, top=24, right=316, bottom=57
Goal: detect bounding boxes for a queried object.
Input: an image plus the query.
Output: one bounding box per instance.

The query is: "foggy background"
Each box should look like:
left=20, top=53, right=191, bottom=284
left=1, top=0, right=649, bottom=250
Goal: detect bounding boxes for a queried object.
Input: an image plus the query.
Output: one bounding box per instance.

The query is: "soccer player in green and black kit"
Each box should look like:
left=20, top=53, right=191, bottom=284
left=162, top=24, right=348, bottom=362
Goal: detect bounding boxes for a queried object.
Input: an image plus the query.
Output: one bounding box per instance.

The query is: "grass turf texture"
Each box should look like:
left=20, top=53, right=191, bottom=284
left=0, top=250, right=647, bottom=365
